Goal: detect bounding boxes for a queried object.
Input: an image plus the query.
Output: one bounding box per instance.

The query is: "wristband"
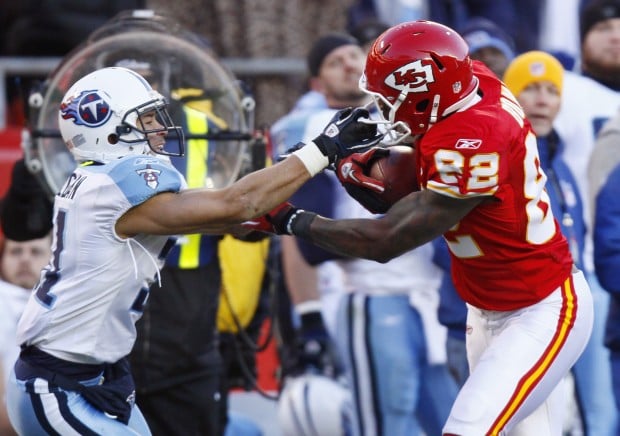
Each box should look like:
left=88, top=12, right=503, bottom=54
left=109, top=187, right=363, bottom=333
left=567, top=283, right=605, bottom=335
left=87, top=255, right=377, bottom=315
left=295, top=300, right=323, bottom=315
left=289, top=210, right=317, bottom=241
left=292, top=142, right=329, bottom=176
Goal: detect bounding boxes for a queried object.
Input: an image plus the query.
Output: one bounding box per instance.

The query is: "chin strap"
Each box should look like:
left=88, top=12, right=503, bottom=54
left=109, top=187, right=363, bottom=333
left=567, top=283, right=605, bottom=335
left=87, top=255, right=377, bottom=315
left=125, top=238, right=162, bottom=287
left=429, top=94, right=441, bottom=125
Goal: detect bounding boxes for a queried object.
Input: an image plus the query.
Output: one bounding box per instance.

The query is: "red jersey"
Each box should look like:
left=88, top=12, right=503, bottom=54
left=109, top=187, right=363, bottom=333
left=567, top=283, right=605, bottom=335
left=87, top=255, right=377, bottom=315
left=418, top=62, right=573, bottom=310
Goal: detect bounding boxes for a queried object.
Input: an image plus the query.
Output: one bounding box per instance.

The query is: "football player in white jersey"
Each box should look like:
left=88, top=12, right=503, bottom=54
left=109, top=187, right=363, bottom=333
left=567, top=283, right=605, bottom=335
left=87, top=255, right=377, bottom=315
left=5, top=66, right=378, bottom=435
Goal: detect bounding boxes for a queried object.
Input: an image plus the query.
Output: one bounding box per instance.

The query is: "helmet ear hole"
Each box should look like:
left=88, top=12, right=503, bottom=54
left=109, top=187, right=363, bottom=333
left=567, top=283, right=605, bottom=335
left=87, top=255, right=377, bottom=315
left=108, top=134, right=119, bottom=144
left=416, top=99, right=429, bottom=112
left=430, top=53, right=445, bottom=70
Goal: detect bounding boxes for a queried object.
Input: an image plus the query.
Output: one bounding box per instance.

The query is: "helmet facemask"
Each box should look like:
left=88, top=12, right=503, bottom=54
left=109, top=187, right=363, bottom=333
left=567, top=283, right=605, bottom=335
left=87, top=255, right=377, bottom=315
left=117, top=94, right=185, bottom=158
left=359, top=74, right=412, bottom=145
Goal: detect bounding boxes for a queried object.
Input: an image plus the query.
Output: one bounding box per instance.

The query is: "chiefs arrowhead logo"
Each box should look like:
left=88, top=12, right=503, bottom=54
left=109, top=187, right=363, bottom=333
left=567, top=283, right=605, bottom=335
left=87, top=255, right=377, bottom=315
left=385, top=60, right=435, bottom=93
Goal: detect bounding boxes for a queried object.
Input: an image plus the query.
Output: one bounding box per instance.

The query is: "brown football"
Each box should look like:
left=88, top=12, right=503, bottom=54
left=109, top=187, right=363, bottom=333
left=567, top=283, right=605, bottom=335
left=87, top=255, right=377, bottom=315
left=368, top=145, right=419, bottom=205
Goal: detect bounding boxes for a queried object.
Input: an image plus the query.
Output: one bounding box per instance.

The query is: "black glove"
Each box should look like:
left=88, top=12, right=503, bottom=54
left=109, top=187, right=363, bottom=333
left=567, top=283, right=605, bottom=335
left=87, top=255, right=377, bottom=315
left=312, top=107, right=384, bottom=165
left=291, top=309, right=340, bottom=377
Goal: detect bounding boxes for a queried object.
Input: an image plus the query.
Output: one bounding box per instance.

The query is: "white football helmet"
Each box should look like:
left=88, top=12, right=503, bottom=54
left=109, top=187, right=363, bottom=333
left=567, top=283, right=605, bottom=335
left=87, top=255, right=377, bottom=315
left=58, top=66, right=184, bottom=163
left=278, top=374, right=353, bottom=436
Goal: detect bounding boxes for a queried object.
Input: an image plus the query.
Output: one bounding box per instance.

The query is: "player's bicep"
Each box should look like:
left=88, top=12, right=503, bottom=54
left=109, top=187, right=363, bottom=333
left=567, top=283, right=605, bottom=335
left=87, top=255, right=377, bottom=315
left=116, top=189, right=235, bottom=237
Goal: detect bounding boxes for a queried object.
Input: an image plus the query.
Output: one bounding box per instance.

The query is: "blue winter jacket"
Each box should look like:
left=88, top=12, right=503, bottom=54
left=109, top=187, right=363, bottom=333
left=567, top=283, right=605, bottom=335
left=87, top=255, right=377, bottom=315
left=594, top=163, right=620, bottom=349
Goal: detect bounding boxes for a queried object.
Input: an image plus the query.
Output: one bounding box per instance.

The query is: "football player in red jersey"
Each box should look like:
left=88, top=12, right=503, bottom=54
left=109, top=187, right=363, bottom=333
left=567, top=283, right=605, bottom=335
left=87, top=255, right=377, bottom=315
left=247, top=20, right=594, bottom=435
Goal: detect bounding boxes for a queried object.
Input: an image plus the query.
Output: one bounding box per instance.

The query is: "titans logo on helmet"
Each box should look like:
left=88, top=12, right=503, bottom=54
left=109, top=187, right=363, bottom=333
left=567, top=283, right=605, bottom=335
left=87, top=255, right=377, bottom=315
left=60, top=90, right=112, bottom=127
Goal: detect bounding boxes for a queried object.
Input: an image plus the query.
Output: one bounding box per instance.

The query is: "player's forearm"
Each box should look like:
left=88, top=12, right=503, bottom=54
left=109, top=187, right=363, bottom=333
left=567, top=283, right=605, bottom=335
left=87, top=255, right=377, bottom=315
left=293, top=190, right=466, bottom=262
left=299, top=215, right=397, bottom=262
left=300, top=215, right=441, bottom=263
left=118, top=154, right=318, bottom=237
left=227, top=154, right=315, bottom=218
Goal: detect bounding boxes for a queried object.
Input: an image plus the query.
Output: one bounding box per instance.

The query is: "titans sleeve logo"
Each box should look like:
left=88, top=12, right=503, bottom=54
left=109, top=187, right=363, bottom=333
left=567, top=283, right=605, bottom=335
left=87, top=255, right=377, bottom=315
left=60, top=90, right=112, bottom=127
left=136, top=165, right=161, bottom=189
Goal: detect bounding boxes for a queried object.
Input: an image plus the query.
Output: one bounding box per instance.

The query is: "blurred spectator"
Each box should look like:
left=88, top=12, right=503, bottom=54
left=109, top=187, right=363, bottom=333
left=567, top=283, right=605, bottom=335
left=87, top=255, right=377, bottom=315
left=291, top=21, right=388, bottom=114
left=504, top=50, right=587, bottom=432
left=539, top=0, right=582, bottom=70
left=0, top=149, right=52, bottom=436
left=553, top=1, right=620, bottom=433
left=589, top=104, right=620, bottom=431
left=0, top=231, right=52, bottom=435
left=271, top=31, right=457, bottom=436
left=349, top=18, right=390, bottom=52
left=270, top=33, right=366, bottom=380
left=346, top=0, right=541, bottom=54
left=0, top=160, right=52, bottom=242
left=460, top=17, right=516, bottom=78
left=579, top=0, right=620, bottom=88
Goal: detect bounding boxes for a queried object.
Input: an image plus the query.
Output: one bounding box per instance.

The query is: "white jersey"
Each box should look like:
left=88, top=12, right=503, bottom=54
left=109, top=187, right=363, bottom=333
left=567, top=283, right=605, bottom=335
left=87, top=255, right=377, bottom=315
left=554, top=71, right=620, bottom=271
left=16, top=155, right=185, bottom=365
left=0, top=280, right=29, bottom=384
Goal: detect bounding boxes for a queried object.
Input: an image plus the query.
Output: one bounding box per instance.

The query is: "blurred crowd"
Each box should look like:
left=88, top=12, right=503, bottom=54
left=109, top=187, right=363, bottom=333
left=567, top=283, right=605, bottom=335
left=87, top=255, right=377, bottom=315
left=0, top=0, right=591, bottom=127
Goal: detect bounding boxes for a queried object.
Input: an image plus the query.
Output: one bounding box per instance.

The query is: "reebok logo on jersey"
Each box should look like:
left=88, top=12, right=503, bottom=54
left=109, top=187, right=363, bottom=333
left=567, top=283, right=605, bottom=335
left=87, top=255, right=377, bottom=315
left=455, top=139, right=482, bottom=149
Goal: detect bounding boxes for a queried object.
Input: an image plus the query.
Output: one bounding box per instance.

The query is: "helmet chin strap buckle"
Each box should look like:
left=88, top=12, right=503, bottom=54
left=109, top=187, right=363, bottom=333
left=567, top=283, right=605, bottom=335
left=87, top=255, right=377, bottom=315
left=429, top=94, right=440, bottom=125
left=116, top=124, right=132, bottom=135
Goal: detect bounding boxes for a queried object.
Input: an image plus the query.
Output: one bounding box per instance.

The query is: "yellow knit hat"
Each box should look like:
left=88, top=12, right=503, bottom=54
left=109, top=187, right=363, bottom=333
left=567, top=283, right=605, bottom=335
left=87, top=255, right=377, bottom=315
left=502, top=50, right=564, bottom=97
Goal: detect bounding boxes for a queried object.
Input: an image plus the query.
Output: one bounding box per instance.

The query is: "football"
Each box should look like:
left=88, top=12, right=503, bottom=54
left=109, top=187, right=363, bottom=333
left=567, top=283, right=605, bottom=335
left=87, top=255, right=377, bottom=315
left=368, top=145, right=419, bottom=205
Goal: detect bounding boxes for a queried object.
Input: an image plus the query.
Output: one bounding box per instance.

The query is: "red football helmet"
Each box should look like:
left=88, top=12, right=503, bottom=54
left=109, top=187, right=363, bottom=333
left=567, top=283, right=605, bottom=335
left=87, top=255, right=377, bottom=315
left=360, top=20, right=479, bottom=139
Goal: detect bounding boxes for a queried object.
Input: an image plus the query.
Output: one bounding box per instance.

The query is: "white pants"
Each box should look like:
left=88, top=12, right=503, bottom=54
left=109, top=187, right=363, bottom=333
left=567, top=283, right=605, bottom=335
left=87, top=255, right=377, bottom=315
left=443, top=269, right=593, bottom=436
